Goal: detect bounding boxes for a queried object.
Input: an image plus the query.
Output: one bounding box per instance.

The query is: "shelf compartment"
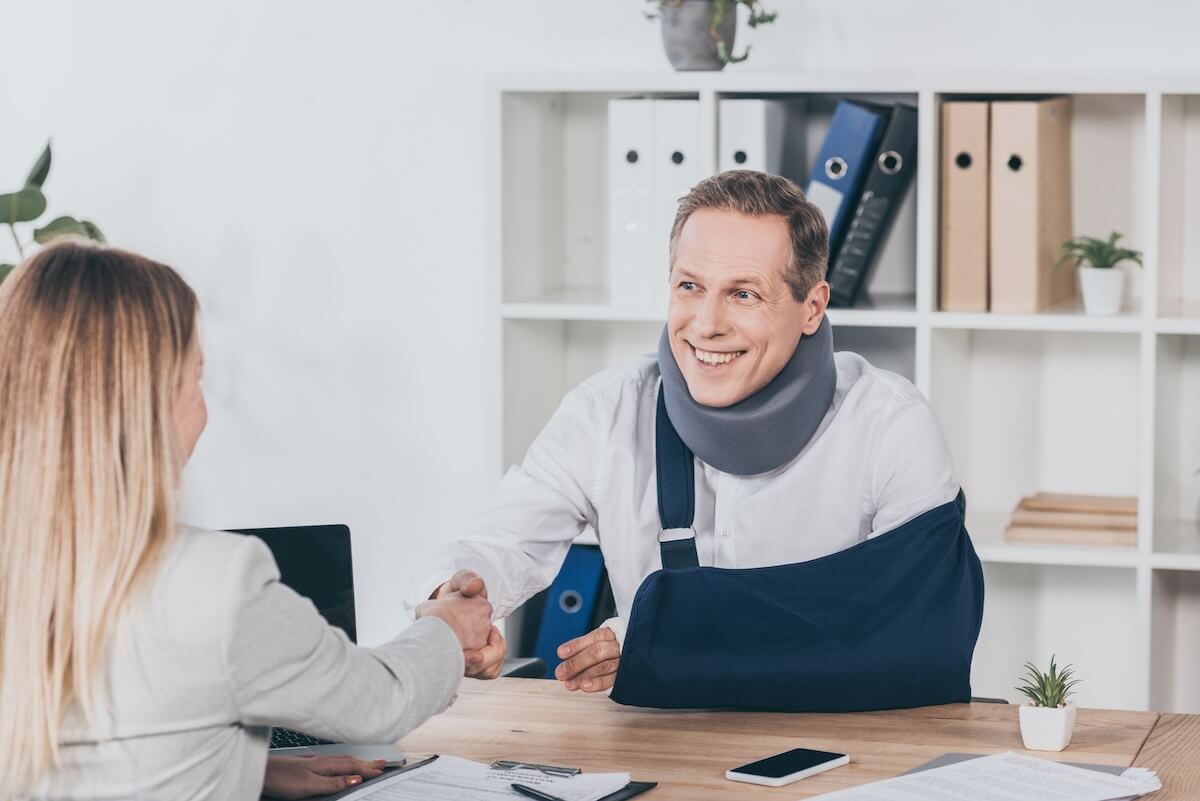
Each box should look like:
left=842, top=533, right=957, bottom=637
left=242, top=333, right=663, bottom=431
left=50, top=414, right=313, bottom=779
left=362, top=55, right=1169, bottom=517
left=1150, top=569, right=1200, bottom=713
left=502, top=319, right=660, bottom=468
left=1153, top=335, right=1200, bottom=549
left=930, top=329, right=1142, bottom=537
left=933, top=93, right=1147, bottom=316
left=1158, top=95, right=1200, bottom=323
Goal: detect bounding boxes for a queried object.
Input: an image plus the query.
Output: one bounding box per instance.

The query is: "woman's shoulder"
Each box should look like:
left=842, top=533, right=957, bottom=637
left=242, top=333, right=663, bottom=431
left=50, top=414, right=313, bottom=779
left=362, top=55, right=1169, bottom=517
left=164, top=525, right=279, bottom=584
left=144, top=526, right=281, bottom=634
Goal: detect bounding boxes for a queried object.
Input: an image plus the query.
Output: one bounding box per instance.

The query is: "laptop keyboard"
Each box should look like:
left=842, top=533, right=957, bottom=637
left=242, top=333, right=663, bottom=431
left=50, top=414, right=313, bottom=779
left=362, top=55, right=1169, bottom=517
left=270, top=727, right=336, bottom=749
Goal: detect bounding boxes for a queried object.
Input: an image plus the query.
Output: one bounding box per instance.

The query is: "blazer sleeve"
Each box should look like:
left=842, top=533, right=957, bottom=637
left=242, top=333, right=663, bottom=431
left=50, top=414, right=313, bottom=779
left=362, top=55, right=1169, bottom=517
left=219, top=535, right=464, bottom=743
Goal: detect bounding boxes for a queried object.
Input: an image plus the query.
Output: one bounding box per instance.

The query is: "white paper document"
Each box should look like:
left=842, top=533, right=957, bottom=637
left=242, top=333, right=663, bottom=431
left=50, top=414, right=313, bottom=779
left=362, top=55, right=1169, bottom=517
left=336, top=755, right=630, bottom=801
left=809, top=751, right=1161, bottom=801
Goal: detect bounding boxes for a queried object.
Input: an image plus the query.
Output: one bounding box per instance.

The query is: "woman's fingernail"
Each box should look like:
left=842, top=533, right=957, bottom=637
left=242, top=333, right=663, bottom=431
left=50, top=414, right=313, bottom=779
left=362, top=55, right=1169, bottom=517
left=583, top=681, right=593, bottom=690
left=347, top=777, right=361, bottom=786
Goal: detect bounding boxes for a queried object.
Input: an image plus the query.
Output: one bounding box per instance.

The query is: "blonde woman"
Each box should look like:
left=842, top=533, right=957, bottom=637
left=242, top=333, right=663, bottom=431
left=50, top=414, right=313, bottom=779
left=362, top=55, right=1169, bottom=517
left=0, top=242, right=493, bottom=800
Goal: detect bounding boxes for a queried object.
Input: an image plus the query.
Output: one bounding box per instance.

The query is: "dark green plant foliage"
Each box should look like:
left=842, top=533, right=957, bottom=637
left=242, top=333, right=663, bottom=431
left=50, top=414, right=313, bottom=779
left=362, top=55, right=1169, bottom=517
left=1016, top=654, right=1081, bottom=708
left=1, top=141, right=105, bottom=282
left=1057, top=231, right=1143, bottom=271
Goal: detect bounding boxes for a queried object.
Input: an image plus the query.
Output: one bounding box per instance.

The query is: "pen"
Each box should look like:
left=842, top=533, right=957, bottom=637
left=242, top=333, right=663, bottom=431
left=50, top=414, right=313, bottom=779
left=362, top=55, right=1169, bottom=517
left=511, top=782, right=567, bottom=801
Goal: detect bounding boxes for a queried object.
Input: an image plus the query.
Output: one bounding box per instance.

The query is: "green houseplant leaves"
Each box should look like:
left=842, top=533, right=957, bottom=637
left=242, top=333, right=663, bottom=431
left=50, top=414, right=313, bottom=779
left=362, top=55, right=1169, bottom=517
left=1, top=141, right=105, bottom=282
left=0, top=188, right=48, bottom=225
left=1015, top=654, right=1081, bottom=708
left=1056, top=231, right=1143, bottom=271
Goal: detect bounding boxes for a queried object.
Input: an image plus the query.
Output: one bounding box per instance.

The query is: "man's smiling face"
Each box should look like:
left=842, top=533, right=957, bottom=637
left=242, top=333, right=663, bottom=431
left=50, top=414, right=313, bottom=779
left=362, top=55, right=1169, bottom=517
left=667, top=207, right=825, bottom=408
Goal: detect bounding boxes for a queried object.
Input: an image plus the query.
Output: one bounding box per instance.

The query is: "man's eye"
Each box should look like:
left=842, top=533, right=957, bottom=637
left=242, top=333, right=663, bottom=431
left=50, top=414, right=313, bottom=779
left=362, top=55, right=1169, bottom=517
left=734, top=290, right=757, bottom=301
left=679, top=281, right=696, bottom=291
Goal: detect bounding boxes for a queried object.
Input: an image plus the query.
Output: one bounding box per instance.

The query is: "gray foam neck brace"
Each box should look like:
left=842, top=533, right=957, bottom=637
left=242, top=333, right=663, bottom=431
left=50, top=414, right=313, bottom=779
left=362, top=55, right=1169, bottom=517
left=656, top=315, right=837, bottom=477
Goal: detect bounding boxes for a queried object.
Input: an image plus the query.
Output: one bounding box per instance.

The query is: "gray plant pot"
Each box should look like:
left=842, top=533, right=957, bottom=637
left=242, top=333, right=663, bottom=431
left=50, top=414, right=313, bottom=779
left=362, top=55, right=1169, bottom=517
left=660, top=0, right=737, bottom=72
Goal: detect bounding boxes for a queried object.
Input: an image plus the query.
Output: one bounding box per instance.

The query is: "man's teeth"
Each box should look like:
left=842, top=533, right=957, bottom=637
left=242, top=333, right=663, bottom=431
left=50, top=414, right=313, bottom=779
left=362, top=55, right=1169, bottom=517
left=694, top=348, right=744, bottom=365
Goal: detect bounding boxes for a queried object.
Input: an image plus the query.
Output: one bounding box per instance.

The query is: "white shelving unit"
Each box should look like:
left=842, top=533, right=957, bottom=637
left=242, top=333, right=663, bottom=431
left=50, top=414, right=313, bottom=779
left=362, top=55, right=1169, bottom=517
left=489, top=71, right=1200, bottom=713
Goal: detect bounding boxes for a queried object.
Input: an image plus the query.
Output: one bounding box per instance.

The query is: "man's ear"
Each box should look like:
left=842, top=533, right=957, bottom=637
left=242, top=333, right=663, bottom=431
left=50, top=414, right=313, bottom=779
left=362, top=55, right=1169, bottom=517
left=801, top=281, right=830, bottom=335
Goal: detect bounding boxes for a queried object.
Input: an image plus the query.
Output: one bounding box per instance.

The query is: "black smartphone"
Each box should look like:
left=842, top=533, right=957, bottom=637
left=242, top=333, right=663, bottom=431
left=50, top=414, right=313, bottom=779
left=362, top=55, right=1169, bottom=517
left=726, top=748, right=850, bottom=787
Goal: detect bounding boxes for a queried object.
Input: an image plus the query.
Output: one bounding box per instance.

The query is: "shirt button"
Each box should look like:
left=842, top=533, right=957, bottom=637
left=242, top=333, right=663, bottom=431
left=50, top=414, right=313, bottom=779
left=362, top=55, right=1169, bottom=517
left=720, top=529, right=731, bottom=539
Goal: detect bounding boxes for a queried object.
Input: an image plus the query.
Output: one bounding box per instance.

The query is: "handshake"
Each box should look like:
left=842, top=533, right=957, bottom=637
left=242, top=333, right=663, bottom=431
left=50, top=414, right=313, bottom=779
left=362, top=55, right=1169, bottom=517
left=415, top=570, right=506, bottom=679
left=416, top=570, right=621, bottom=691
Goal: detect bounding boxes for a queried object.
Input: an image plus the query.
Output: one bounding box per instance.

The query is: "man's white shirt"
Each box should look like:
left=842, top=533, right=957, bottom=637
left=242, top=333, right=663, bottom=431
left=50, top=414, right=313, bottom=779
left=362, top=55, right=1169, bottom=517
left=411, top=350, right=959, bottom=644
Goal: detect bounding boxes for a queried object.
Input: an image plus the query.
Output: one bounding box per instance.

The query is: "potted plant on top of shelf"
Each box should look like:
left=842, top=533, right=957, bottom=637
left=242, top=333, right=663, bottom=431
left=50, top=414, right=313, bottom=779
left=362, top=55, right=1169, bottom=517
left=1056, top=231, right=1142, bottom=316
left=645, top=0, right=777, bottom=71
left=1016, top=655, right=1081, bottom=752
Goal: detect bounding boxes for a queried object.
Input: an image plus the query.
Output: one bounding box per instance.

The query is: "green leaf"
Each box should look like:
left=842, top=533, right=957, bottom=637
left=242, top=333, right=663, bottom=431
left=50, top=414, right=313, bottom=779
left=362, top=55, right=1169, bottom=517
left=1057, top=232, right=1143, bottom=271
left=33, top=215, right=90, bottom=244
left=81, top=220, right=105, bottom=243
left=32, top=216, right=105, bottom=245
left=25, top=141, right=52, bottom=189
left=0, top=187, right=48, bottom=224
left=0, top=263, right=14, bottom=284
left=1015, top=655, right=1080, bottom=707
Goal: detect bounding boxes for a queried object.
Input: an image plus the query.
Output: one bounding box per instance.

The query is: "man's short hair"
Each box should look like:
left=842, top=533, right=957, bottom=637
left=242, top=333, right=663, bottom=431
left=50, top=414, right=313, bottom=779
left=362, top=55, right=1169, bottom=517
left=668, top=170, right=830, bottom=302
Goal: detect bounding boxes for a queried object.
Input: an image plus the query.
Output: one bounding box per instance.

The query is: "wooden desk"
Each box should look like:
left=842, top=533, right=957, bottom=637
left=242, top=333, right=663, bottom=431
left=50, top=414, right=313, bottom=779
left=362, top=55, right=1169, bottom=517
left=398, top=679, right=1198, bottom=800
left=1133, top=714, right=1200, bottom=801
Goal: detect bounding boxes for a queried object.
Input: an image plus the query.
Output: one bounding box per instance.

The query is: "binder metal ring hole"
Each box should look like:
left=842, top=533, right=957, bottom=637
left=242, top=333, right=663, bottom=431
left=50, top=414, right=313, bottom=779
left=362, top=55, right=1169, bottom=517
left=559, top=590, right=583, bottom=614
left=1007, top=154, right=1023, bottom=172
left=955, top=152, right=973, bottom=169
left=734, top=150, right=748, bottom=165
left=671, top=151, right=685, bottom=165
left=879, top=151, right=902, bottom=175
left=625, top=149, right=639, bottom=164
left=825, top=156, right=847, bottom=180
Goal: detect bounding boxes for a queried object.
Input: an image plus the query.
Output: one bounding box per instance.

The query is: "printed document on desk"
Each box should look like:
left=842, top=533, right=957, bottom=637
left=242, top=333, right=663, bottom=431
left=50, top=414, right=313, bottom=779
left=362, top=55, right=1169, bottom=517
left=337, top=755, right=630, bottom=801
left=810, top=751, right=1160, bottom=801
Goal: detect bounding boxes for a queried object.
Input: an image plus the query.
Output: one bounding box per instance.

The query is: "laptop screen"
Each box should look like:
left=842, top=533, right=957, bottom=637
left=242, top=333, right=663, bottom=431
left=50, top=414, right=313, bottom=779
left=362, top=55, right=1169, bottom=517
left=229, top=525, right=357, bottom=644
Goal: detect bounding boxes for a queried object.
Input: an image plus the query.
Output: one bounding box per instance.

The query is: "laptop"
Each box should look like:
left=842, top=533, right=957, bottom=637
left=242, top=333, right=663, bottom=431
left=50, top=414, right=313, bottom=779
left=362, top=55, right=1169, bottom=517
left=229, top=524, right=406, bottom=765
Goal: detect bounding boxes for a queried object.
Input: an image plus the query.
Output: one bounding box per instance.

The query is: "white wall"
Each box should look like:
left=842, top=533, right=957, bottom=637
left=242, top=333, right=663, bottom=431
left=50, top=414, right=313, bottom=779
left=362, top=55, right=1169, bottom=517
left=3, top=0, right=1198, bottom=645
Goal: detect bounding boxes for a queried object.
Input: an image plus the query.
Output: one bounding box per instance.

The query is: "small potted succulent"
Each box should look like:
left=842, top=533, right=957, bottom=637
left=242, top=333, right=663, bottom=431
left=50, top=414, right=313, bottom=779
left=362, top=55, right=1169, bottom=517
left=645, top=0, right=777, bottom=71
left=1056, top=231, right=1143, bottom=316
left=1016, top=655, right=1081, bottom=752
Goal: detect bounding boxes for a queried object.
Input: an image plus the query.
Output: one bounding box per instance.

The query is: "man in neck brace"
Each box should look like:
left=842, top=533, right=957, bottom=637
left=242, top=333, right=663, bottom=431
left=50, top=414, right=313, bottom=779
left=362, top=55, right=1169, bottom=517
left=409, top=171, right=966, bottom=702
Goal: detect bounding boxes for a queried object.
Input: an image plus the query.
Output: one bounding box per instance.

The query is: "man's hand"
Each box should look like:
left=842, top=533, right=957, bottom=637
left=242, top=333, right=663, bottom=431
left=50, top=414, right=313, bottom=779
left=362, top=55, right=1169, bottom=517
left=555, top=626, right=620, bottom=692
left=431, top=569, right=488, bottom=600
left=415, top=594, right=492, bottom=652
left=464, top=624, right=508, bottom=679
left=262, top=755, right=386, bottom=800
left=428, top=570, right=507, bottom=678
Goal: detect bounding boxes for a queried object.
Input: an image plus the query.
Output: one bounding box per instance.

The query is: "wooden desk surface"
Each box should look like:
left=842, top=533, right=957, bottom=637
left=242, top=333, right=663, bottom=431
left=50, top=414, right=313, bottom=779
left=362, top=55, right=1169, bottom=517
left=397, top=679, right=1196, bottom=799
left=1132, top=714, right=1200, bottom=801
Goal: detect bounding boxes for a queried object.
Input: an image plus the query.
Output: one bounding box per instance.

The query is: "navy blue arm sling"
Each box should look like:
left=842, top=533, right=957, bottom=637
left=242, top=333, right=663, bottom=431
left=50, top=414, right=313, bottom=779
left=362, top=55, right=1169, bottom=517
left=609, top=386, right=985, bottom=712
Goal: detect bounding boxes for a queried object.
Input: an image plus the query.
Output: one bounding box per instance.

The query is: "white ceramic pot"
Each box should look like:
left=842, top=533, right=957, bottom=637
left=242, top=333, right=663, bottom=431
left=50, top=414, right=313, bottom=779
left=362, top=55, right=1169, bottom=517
left=1078, top=266, right=1125, bottom=316
left=1019, top=703, right=1077, bottom=751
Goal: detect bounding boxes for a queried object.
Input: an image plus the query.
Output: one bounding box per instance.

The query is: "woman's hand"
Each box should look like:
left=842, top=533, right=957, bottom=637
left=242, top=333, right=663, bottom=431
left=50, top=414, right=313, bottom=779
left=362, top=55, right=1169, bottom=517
left=262, top=754, right=387, bottom=799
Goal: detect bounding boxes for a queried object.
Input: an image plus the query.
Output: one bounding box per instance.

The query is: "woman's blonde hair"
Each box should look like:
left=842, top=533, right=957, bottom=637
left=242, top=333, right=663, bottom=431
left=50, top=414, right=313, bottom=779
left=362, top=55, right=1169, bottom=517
left=0, top=240, right=198, bottom=797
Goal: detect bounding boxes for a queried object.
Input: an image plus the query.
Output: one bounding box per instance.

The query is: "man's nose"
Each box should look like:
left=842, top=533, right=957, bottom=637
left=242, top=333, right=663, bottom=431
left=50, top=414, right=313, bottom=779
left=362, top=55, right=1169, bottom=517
left=693, top=293, right=728, bottom=337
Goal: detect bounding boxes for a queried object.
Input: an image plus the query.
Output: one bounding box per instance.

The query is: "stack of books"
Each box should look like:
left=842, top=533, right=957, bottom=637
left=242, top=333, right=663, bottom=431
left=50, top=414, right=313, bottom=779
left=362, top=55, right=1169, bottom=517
left=1004, top=492, right=1137, bottom=546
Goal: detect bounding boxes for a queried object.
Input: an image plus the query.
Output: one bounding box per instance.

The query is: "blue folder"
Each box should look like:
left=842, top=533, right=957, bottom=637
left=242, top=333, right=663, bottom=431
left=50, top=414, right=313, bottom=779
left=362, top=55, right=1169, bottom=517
left=532, top=543, right=607, bottom=678
left=805, top=100, right=887, bottom=259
